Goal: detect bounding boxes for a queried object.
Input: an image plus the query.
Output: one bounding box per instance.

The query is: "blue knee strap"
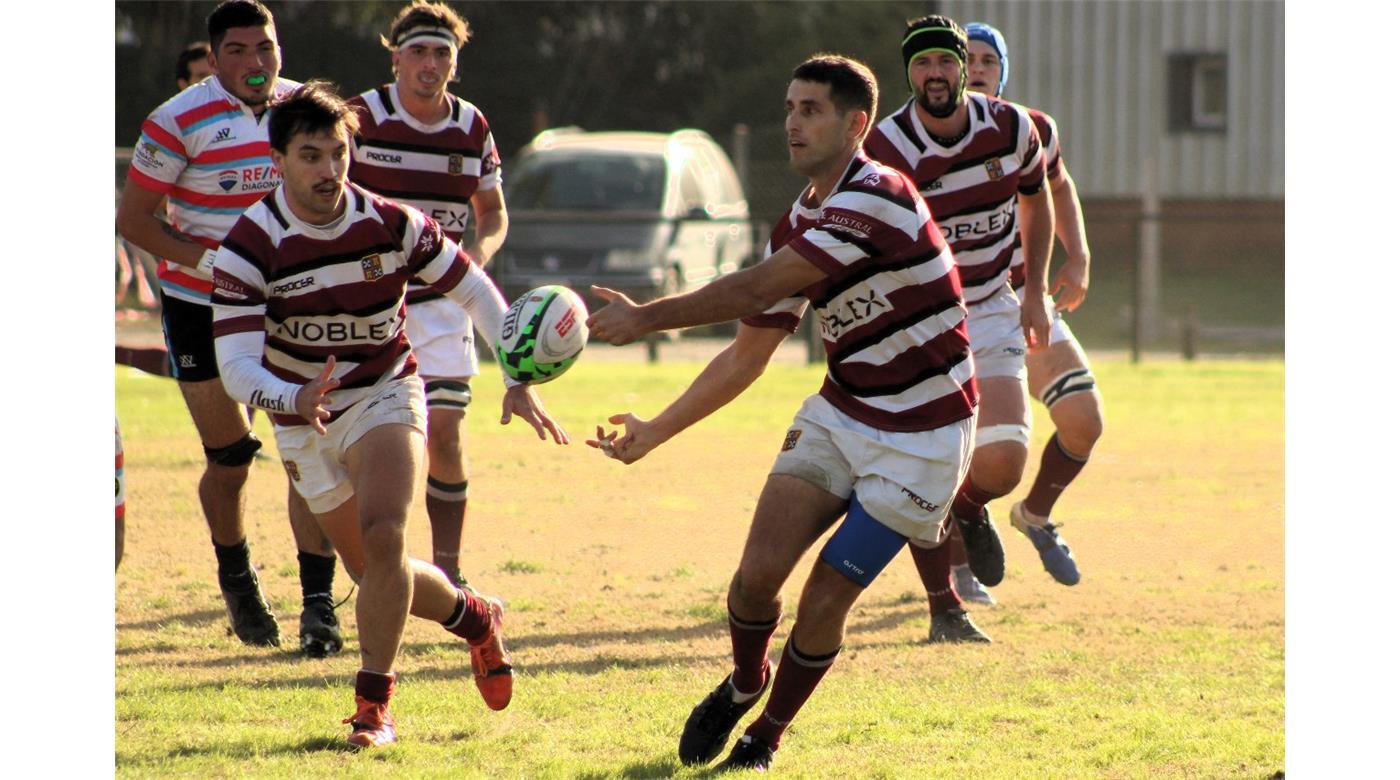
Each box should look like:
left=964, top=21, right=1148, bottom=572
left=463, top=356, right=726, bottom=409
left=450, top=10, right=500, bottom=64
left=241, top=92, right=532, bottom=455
left=819, top=495, right=910, bottom=588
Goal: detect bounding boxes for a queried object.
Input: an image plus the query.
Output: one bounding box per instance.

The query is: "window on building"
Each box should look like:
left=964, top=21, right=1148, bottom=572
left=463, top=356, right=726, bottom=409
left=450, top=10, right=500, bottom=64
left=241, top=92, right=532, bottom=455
left=1168, top=53, right=1227, bottom=133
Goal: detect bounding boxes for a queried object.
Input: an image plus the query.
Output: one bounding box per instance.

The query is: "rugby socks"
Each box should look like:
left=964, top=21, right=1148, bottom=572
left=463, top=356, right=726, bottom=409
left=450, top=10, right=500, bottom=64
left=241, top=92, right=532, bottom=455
left=1024, top=434, right=1090, bottom=519
left=355, top=669, right=396, bottom=704
left=442, top=588, right=493, bottom=644
left=745, top=639, right=840, bottom=749
left=213, top=538, right=256, bottom=594
left=297, top=551, right=337, bottom=605
left=425, top=476, right=468, bottom=575
left=729, top=607, right=779, bottom=698
left=950, top=477, right=1000, bottom=523
left=909, top=540, right=962, bottom=613
left=948, top=522, right=970, bottom=566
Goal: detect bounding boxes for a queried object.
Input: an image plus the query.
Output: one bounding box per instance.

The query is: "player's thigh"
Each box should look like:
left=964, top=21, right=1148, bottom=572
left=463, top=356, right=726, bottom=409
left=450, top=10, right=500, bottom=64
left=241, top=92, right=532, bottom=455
left=176, top=378, right=250, bottom=449
left=313, top=494, right=366, bottom=580
left=1026, top=334, right=1091, bottom=396
left=976, top=376, right=1030, bottom=429
left=737, top=474, right=849, bottom=593
left=346, top=423, right=425, bottom=529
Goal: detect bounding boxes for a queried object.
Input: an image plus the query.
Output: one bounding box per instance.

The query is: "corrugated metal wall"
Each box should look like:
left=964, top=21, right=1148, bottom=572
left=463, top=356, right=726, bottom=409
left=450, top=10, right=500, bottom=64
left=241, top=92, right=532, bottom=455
left=938, top=0, right=1284, bottom=198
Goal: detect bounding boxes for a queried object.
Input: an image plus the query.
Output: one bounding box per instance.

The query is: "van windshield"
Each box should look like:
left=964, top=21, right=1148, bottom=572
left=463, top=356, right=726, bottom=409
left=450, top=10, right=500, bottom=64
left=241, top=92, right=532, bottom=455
left=508, top=152, right=666, bottom=211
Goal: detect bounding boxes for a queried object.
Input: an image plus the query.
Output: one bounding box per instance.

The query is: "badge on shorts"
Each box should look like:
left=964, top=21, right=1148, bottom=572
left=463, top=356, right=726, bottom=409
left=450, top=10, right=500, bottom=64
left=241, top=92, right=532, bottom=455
left=283, top=460, right=301, bottom=482
left=448, top=153, right=464, bottom=175
left=361, top=254, right=384, bottom=281
left=984, top=158, right=1005, bottom=180
left=782, top=429, right=802, bottom=452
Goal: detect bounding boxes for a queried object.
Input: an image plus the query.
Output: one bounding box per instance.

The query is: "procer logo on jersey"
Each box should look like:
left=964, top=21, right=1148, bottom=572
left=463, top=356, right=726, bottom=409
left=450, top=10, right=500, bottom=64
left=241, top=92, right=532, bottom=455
left=361, top=254, right=384, bottom=281
left=271, top=275, right=316, bottom=294
left=366, top=150, right=403, bottom=164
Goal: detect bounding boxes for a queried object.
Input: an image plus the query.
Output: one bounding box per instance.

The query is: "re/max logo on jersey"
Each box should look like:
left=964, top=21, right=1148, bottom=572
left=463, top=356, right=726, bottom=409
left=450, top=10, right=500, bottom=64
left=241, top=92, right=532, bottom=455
left=239, top=166, right=279, bottom=192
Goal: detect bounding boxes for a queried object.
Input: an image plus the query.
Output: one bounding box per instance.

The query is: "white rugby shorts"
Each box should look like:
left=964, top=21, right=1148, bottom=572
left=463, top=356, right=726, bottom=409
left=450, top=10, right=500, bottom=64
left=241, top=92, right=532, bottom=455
left=406, top=297, right=479, bottom=380
left=273, top=375, right=428, bottom=514
left=770, top=394, right=974, bottom=544
left=966, top=286, right=1028, bottom=380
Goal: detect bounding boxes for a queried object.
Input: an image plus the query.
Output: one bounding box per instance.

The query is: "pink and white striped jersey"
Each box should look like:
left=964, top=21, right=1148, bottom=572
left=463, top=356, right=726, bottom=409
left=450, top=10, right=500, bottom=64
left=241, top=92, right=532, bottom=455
left=742, top=151, right=976, bottom=433
left=1009, top=105, right=1063, bottom=290
left=126, top=76, right=300, bottom=304
left=347, top=84, right=501, bottom=305
left=210, top=182, right=502, bottom=428
left=864, top=92, right=1045, bottom=306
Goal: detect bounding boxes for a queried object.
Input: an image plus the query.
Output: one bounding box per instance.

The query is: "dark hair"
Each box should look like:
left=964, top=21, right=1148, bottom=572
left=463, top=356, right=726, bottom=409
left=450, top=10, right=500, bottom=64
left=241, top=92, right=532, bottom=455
left=175, top=41, right=211, bottom=85
left=268, top=81, right=361, bottom=153
left=207, top=0, right=275, bottom=51
left=381, top=1, right=472, bottom=50
left=791, top=54, right=879, bottom=126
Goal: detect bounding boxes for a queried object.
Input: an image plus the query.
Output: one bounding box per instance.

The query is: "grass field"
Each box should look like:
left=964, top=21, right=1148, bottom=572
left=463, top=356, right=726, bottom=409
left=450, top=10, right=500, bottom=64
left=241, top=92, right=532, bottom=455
left=115, top=352, right=1282, bottom=778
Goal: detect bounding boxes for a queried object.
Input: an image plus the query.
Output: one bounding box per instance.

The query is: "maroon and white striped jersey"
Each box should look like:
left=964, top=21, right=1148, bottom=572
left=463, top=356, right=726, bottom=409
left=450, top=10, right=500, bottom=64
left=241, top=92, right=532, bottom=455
left=126, top=76, right=301, bottom=305
left=347, top=84, right=502, bottom=305
left=864, top=92, right=1045, bottom=306
left=1010, top=105, right=1063, bottom=289
left=742, top=151, right=976, bottom=433
left=209, top=182, right=506, bottom=428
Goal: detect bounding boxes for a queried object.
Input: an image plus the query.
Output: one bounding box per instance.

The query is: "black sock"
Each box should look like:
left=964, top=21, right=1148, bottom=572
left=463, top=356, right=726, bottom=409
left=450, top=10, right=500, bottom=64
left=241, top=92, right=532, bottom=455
left=297, top=551, right=337, bottom=605
left=213, top=539, right=255, bottom=593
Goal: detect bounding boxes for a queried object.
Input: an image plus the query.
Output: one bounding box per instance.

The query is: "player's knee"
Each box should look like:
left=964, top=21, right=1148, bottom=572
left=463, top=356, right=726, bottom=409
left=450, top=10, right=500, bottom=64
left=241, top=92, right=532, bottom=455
left=731, top=564, right=784, bottom=610
left=1054, top=400, right=1103, bottom=457
left=971, top=441, right=1028, bottom=496
left=204, top=433, right=261, bottom=468
left=425, top=421, right=463, bottom=463
left=360, top=520, right=408, bottom=563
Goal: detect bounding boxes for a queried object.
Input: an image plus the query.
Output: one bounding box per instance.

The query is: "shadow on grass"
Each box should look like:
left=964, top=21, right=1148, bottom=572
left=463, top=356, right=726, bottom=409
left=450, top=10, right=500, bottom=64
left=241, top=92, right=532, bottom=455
left=156, top=734, right=357, bottom=762
left=575, top=755, right=682, bottom=779
left=117, top=607, right=227, bottom=636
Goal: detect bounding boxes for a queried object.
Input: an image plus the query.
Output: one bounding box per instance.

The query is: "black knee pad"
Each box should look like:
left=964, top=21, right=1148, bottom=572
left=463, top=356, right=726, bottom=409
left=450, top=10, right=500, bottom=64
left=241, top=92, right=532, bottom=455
left=204, top=433, right=262, bottom=467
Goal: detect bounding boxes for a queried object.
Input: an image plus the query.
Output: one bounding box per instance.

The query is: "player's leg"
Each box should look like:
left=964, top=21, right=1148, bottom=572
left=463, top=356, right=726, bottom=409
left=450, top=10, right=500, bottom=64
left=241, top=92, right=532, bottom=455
left=288, top=482, right=343, bottom=658
left=423, top=389, right=470, bottom=586
left=115, top=344, right=174, bottom=377
left=1015, top=327, right=1103, bottom=585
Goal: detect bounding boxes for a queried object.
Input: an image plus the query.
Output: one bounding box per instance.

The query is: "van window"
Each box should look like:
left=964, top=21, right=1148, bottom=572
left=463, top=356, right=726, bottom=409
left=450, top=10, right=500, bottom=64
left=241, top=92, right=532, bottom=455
left=679, top=164, right=706, bottom=214
left=508, top=152, right=666, bottom=211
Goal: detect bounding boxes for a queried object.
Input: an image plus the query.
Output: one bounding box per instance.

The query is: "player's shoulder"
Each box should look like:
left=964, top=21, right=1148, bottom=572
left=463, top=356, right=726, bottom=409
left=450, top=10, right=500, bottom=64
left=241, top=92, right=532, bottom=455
left=147, top=77, right=230, bottom=124
left=979, top=94, right=1035, bottom=132
left=446, top=93, right=491, bottom=134
left=273, top=77, right=302, bottom=94
left=839, top=154, right=919, bottom=203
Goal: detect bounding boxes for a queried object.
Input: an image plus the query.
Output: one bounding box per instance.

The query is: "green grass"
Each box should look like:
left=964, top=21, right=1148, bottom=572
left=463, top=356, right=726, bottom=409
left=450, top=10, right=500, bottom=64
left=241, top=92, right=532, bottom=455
left=116, top=354, right=1282, bottom=777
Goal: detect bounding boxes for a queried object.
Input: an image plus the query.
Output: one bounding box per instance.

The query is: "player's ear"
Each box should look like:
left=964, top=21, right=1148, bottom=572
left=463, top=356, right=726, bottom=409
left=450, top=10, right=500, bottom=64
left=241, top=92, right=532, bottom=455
left=847, top=109, right=870, bottom=143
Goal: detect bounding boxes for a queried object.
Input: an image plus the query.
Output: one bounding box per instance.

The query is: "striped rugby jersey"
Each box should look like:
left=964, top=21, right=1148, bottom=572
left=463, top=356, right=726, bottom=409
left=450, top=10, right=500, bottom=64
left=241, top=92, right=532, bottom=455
left=126, top=76, right=300, bottom=305
left=742, top=151, right=976, bottom=433
left=864, top=92, right=1045, bottom=306
left=210, top=182, right=484, bottom=427
left=347, top=84, right=501, bottom=305
left=1009, top=106, right=1063, bottom=289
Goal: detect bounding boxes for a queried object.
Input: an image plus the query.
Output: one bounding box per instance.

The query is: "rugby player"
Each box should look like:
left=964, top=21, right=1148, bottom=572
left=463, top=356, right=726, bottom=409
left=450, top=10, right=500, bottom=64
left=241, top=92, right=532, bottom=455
left=864, top=15, right=1055, bottom=643
left=588, top=55, right=975, bottom=771
left=175, top=41, right=214, bottom=90
left=348, top=1, right=508, bottom=589
left=946, top=21, right=1100, bottom=599
left=116, top=0, right=343, bottom=656
left=209, top=82, right=565, bottom=748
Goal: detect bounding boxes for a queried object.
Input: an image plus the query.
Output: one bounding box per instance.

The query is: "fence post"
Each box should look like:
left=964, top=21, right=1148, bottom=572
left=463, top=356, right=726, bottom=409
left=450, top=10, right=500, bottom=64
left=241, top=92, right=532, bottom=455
left=1182, top=304, right=1198, bottom=361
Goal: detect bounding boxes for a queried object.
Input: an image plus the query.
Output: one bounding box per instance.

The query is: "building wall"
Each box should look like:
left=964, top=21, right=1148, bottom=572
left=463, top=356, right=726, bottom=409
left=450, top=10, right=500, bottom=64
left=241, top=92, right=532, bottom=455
left=938, top=0, right=1284, bottom=198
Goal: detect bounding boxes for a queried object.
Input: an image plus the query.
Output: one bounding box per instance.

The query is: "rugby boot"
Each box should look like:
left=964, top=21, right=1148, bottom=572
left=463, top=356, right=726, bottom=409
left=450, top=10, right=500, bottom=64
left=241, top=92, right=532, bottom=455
left=468, top=596, right=514, bottom=710
left=954, top=506, right=1005, bottom=586
left=929, top=607, right=992, bottom=644
left=952, top=564, right=997, bottom=606
left=299, top=596, right=344, bottom=658
left=679, top=664, right=772, bottom=766
left=220, top=570, right=280, bottom=647
left=716, top=734, right=777, bottom=773
left=343, top=695, right=396, bottom=748
left=1010, top=501, right=1081, bottom=586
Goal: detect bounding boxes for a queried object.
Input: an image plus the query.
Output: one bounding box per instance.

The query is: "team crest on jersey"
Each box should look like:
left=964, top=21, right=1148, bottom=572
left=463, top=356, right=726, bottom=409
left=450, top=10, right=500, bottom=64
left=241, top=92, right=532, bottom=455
left=283, top=460, right=301, bottom=482
left=218, top=169, right=239, bottom=192
left=361, top=254, right=384, bottom=281
left=135, top=142, right=163, bottom=169
left=984, top=158, right=1005, bottom=180
left=448, top=154, right=464, bottom=175
left=782, top=429, right=802, bottom=452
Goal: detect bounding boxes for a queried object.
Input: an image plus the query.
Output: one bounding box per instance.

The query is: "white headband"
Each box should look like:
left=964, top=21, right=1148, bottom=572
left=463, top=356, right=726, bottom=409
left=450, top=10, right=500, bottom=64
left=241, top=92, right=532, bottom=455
left=394, top=25, right=460, bottom=53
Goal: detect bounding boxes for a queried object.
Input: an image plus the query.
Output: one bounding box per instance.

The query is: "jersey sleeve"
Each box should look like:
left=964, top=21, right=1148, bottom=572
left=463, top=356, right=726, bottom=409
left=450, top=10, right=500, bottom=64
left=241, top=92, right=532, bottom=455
left=1014, top=106, right=1047, bottom=196
left=739, top=237, right=808, bottom=332
left=127, top=104, right=189, bottom=196
left=476, top=109, right=503, bottom=191
left=210, top=218, right=301, bottom=413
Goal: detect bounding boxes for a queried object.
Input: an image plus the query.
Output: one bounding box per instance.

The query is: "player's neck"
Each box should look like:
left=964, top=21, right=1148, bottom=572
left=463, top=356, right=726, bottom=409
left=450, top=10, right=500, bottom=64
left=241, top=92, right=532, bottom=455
left=805, top=147, right=858, bottom=204
left=396, top=83, right=452, bottom=124
left=914, top=98, right=970, bottom=143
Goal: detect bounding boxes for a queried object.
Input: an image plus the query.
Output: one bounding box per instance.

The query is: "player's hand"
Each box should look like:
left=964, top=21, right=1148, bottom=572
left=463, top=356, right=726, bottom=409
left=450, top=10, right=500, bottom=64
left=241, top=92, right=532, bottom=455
left=586, top=286, right=648, bottom=345
left=1049, top=254, right=1090, bottom=312
left=295, top=356, right=340, bottom=435
left=586, top=414, right=662, bottom=465
left=1020, top=291, right=1054, bottom=353
left=501, top=384, right=569, bottom=444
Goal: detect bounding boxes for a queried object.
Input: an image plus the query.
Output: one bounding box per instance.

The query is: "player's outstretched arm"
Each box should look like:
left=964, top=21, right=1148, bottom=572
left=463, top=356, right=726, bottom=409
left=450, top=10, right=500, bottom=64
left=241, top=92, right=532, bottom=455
left=1048, top=166, right=1091, bottom=312
left=587, top=323, right=788, bottom=464
left=115, top=182, right=212, bottom=271
left=1017, top=186, right=1056, bottom=351
left=587, top=246, right=825, bottom=345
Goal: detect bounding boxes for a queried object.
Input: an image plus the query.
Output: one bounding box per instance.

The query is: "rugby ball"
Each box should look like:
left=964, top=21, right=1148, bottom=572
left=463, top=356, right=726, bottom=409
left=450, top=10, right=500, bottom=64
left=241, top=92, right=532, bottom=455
left=497, top=285, right=589, bottom=384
